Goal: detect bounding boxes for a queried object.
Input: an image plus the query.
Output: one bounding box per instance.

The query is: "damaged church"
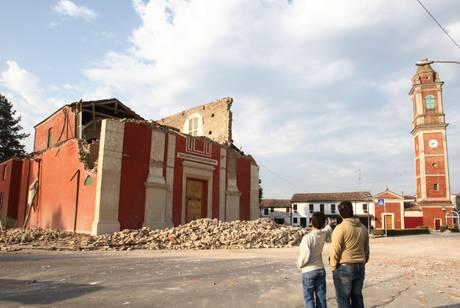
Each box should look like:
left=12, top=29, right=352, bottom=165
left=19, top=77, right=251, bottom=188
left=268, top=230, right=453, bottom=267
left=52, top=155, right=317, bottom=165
left=0, top=97, right=260, bottom=235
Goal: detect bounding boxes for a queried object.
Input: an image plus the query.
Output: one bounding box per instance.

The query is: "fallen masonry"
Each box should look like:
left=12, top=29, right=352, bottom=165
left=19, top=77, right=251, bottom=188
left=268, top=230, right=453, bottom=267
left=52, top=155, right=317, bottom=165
left=0, top=218, right=307, bottom=251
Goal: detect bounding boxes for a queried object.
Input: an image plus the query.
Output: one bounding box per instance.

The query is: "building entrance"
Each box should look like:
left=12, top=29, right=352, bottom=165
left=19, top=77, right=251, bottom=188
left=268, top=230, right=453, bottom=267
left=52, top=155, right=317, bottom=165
left=186, top=179, right=206, bottom=223
left=384, top=215, right=393, bottom=230
left=434, top=218, right=441, bottom=231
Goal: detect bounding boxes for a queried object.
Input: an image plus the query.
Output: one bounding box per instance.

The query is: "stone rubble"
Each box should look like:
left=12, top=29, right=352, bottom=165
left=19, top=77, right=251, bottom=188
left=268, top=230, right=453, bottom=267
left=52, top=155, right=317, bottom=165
left=0, top=218, right=307, bottom=251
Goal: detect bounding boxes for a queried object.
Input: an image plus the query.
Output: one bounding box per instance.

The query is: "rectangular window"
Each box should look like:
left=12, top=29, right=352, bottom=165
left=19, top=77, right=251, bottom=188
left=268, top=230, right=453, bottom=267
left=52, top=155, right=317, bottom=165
left=331, top=204, right=336, bottom=213
left=320, top=204, right=324, bottom=214
left=309, top=204, right=314, bottom=213
left=293, top=217, right=298, bottom=224
left=434, top=184, right=439, bottom=191
left=363, top=203, right=368, bottom=213
left=263, top=208, right=269, bottom=215
left=47, top=127, right=53, bottom=148
left=188, top=118, right=199, bottom=136
left=270, top=207, right=274, bottom=212
left=293, top=204, right=297, bottom=213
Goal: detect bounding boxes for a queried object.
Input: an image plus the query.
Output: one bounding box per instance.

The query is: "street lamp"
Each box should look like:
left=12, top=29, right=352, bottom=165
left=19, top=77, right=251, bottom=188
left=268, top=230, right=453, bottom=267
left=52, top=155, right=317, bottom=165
left=416, top=58, right=460, bottom=66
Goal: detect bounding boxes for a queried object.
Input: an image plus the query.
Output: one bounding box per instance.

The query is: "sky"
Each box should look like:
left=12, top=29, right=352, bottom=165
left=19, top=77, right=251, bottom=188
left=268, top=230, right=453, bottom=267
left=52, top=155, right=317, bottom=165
left=0, top=0, right=459, bottom=198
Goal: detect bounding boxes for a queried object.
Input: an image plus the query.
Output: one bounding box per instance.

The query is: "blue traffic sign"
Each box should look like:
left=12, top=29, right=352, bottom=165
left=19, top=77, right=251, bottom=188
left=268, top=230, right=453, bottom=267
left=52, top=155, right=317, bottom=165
left=377, top=199, right=385, bottom=206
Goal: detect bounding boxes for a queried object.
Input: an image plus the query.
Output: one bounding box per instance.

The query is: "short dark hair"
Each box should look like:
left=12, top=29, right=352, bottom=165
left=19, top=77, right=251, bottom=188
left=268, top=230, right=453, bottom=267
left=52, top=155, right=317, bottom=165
left=338, top=201, right=354, bottom=218
left=311, top=212, right=325, bottom=229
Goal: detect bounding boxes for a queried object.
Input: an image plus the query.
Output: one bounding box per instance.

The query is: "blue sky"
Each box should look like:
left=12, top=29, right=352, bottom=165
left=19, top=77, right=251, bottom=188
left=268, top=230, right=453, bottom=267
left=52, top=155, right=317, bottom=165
left=1, top=0, right=459, bottom=198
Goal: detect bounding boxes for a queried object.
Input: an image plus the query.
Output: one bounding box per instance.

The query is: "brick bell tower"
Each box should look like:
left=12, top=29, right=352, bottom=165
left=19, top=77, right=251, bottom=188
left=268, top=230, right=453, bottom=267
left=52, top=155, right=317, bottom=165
left=409, top=59, right=453, bottom=229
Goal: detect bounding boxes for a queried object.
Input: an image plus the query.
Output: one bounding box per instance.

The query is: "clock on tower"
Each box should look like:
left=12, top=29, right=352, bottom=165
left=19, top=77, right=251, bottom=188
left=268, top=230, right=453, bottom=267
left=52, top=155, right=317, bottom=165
left=409, top=59, right=453, bottom=229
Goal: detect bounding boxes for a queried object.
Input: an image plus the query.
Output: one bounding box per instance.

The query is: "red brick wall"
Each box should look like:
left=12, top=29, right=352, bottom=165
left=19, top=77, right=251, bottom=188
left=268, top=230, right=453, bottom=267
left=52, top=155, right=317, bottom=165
left=425, top=176, right=447, bottom=198
left=425, top=156, right=445, bottom=175
left=404, top=217, right=424, bottom=228
left=211, top=145, right=220, bottom=219
left=421, top=90, right=439, bottom=113
left=34, top=107, right=76, bottom=152
left=0, top=159, right=23, bottom=220
left=237, top=157, right=251, bottom=220
left=172, top=135, right=186, bottom=226
left=118, top=123, right=152, bottom=230
left=374, top=202, right=402, bottom=229
left=25, top=140, right=97, bottom=233
left=423, top=133, right=444, bottom=155
left=16, top=159, right=31, bottom=226
left=422, top=207, right=454, bottom=229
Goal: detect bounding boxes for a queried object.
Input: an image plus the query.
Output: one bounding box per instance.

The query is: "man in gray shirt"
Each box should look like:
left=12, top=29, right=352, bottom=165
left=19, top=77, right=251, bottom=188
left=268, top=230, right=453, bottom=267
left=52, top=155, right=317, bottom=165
left=297, top=212, right=332, bottom=308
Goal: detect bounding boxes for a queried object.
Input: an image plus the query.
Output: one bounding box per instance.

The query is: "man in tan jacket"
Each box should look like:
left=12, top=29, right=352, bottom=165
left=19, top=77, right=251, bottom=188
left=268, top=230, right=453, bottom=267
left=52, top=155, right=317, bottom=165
left=330, top=201, right=369, bottom=308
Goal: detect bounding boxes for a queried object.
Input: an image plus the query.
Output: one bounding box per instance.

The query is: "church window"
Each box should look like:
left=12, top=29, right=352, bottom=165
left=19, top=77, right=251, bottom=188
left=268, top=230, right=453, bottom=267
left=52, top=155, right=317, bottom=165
left=425, top=95, right=436, bottom=111
left=183, top=113, right=203, bottom=136
left=47, top=127, right=53, bottom=148
left=434, top=183, right=439, bottom=191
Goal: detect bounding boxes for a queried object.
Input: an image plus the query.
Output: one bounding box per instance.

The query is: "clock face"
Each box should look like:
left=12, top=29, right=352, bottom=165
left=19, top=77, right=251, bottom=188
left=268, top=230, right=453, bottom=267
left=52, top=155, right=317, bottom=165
left=428, top=139, right=438, bottom=148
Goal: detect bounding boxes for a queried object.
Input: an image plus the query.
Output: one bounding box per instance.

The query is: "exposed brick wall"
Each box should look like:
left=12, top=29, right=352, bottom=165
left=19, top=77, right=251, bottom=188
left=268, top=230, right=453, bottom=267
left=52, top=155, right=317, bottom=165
left=158, top=97, right=233, bottom=144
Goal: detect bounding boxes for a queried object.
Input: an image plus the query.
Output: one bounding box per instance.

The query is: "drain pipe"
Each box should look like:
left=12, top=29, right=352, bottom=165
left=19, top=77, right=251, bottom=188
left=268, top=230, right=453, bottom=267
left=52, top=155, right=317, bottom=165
left=71, top=169, right=81, bottom=233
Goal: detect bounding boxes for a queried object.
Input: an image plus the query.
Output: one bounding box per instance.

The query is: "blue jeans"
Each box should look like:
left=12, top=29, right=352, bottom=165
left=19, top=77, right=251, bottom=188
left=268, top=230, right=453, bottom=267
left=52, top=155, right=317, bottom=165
left=302, top=268, right=327, bottom=308
left=332, top=264, right=365, bottom=308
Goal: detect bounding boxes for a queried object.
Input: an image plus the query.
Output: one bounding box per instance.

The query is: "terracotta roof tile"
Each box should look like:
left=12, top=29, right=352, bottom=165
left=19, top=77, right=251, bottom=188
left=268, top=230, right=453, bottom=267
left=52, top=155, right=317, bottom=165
left=291, top=192, right=372, bottom=203
left=260, top=199, right=291, bottom=208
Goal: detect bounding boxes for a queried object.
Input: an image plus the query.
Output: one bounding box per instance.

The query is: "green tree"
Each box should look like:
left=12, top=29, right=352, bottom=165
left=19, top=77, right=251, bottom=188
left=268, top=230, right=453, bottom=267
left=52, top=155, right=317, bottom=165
left=0, top=95, right=29, bottom=161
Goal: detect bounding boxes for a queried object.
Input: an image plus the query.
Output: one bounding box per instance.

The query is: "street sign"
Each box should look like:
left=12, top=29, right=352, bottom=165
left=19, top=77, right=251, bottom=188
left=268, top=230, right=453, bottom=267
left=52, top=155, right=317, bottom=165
left=377, top=199, right=385, bottom=206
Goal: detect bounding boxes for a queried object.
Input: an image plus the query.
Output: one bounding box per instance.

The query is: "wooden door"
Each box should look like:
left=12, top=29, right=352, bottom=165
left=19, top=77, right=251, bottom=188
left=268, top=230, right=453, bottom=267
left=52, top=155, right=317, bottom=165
left=384, top=215, right=393, bottom=229
left=186, top=179, right=205, bottom=223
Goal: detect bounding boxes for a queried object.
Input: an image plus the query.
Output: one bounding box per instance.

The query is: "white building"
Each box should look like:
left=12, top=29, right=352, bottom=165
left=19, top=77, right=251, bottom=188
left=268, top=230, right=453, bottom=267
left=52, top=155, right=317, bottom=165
left=290, top=192, right=374, bottom=228
left=260, top=199, right=291, bottom=225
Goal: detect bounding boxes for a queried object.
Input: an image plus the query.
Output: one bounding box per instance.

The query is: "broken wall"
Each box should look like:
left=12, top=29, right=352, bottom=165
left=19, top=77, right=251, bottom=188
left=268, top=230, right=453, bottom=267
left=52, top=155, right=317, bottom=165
left=23, top=139, right=98, bottom=233
left=158, top=97, right=233, bottom=144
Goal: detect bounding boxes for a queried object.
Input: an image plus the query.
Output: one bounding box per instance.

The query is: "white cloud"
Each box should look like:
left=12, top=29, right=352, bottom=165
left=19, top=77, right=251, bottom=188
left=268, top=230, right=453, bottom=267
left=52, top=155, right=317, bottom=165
left=54, top=0, right=97, bottom=20
left=3, top=0, right=459, bottom=196
left=0, top=61, right=65, bottom=151
left=0, top=61, right=48, bottom=111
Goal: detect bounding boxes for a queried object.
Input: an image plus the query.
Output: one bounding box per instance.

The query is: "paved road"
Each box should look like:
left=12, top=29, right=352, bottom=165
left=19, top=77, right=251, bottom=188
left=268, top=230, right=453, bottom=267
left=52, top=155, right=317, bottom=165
left=0, top=233, right=459, bottom=307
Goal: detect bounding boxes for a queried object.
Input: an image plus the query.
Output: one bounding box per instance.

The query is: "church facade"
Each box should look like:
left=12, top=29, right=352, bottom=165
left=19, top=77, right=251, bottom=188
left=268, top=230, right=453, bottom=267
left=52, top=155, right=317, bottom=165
left=0, top=98, right=260, bottom=234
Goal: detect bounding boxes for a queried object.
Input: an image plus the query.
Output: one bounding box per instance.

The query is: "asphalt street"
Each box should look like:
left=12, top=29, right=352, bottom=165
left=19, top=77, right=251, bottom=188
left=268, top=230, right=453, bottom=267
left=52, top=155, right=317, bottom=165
left=0, top=233, right=459, bottom=308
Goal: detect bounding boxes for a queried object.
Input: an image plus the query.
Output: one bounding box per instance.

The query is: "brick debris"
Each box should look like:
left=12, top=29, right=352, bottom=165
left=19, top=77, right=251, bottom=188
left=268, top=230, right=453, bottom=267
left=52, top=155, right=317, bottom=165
left=0, top=218, right=307, bottom=251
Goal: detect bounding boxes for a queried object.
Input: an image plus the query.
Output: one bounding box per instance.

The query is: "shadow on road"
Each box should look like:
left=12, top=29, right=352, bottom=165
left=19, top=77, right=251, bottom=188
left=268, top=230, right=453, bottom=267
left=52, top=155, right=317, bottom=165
left=0, top=279, right=102, bottom=305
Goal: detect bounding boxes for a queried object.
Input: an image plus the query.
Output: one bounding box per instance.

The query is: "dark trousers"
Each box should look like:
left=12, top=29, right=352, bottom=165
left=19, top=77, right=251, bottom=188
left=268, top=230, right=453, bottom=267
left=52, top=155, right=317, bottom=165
left=332, top=264, right=365, bottom=308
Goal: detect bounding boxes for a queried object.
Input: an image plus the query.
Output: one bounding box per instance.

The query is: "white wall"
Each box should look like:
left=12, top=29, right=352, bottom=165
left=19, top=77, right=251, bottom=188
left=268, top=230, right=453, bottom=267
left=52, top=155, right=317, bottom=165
left=260, top=207, right=291, bottom=224
left=291, top=201, right=373, bottom=227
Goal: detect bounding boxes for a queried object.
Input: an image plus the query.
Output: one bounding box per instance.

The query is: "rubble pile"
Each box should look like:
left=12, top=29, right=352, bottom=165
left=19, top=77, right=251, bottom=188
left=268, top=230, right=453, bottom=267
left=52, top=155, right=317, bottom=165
left=0, top=228, right=92, bottom=251
left=0, top=218, right=307, bottom=251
